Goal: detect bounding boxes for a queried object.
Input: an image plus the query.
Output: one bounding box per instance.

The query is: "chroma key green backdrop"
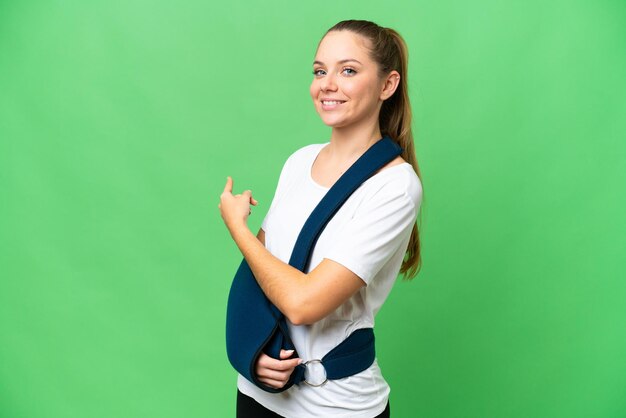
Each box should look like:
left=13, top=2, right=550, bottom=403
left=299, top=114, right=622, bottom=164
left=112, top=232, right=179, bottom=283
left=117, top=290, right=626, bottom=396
left=1, top=1, right=624, bottom=417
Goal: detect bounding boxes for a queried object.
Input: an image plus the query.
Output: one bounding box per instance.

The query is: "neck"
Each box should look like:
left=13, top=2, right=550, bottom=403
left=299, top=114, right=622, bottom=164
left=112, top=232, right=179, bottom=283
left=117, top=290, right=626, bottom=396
left=326, top=120, right=383, bottom=162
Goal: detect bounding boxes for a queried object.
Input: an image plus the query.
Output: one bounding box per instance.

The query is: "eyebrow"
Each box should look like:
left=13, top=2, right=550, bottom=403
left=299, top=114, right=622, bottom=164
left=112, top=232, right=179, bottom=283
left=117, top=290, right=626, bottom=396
left=313, top=59, right=363, bottom=66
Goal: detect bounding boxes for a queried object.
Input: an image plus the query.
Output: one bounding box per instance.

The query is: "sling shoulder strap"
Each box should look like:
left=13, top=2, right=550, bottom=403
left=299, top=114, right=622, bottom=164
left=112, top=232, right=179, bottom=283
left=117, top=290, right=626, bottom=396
left=289, top=136, right=403, bottom=271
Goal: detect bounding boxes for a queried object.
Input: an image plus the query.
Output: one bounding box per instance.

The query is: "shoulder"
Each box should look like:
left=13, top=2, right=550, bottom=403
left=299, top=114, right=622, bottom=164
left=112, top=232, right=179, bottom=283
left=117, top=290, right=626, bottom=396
left=280, top=142, right=328, bottom=171
left=366, top=163, right=423, bottom=209
left=286, top=142, right=327, bottom=161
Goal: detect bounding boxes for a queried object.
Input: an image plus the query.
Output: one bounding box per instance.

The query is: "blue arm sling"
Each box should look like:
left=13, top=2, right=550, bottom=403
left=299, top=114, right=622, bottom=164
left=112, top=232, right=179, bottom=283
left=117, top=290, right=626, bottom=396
left=226, top=136, right=403, bottom=393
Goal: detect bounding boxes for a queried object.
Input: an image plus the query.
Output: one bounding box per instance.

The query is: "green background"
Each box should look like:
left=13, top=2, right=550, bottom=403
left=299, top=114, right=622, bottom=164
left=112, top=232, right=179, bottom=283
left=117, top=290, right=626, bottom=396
left=1, top=1, right=624, bottom=417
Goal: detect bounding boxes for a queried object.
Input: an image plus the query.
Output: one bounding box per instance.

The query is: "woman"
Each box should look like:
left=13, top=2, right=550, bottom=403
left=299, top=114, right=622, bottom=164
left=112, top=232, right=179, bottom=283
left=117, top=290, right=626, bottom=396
left=219, top=19, right=423, bottom=418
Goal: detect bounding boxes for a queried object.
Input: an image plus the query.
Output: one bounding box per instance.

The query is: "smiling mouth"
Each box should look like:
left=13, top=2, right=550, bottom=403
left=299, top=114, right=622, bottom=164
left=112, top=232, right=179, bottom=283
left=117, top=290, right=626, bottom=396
left=321, top=100, right=346, bottom=105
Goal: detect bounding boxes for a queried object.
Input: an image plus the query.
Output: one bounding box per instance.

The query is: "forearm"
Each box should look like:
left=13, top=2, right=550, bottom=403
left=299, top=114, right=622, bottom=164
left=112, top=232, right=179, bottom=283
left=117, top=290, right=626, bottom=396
left=229, top=222, right=310, bottom=323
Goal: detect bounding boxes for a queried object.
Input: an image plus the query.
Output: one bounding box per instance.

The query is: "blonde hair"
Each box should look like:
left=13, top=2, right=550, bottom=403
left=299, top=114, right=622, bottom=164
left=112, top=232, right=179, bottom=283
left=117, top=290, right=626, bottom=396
left=324, top=20, right=424, bottom=280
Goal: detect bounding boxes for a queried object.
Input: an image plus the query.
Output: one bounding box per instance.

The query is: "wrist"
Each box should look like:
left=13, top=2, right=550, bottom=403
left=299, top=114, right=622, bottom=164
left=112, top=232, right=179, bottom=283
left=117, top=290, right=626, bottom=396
left=228, top=220, right=251, bottom=241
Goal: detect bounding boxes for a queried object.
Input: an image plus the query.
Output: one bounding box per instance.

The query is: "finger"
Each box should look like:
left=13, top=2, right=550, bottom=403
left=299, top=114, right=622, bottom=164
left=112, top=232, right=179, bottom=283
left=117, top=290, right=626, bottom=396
left=274, top=358, right=302, bottom=371
left=255, top=367, right=292, bottom=382
left=256, top=353, right=277, bottom=369
left=223, top=176, right=233, bottom=194
left=258, top=377, right=288, bottom=389
left=279, top=349, right=295, bottom=360
left=250, top=197, right=258, bottom=206
left=257, top=355, right=301, bottom=371
left=257, top=353, right=281, bottom=369
left=243, top=189, right=252, bottom=198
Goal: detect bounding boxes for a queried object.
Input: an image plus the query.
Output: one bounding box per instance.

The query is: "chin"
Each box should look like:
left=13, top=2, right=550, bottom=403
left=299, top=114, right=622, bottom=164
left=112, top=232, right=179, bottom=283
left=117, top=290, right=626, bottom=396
left=317, top=114, right=347, bottom=128
left=320, top=120, right=346, bottom=128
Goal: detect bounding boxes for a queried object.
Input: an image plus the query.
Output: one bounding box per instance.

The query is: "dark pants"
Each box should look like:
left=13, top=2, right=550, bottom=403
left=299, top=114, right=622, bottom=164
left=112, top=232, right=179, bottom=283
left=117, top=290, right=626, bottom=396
left=237, top=389, right=391, bottom=418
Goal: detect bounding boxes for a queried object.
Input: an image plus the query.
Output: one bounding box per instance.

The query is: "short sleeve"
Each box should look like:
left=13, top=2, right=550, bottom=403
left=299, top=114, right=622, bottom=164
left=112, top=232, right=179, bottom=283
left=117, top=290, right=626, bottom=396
left=261, top=154, right=293, bottom=231
left=323, top=188, right=418, bottom=285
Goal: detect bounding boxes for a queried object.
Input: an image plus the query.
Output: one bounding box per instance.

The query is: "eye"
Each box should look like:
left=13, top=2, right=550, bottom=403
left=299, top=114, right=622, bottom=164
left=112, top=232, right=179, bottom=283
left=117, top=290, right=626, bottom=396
left=312, top=68, right=326, bottom=76
left=341, top=67, right=357, bottom=76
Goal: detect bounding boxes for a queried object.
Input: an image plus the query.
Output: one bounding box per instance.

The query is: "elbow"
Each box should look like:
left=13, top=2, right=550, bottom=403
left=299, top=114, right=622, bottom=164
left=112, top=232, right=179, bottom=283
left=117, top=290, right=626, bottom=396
left=277, top=273, right=329, bottom=325
left=287, top=312, right=315, bottom=326
left=286, top=313, right=308, bottom=326
left=283, top=295, right=321, bottom=326
left=286, top=313, right=317, bottom=326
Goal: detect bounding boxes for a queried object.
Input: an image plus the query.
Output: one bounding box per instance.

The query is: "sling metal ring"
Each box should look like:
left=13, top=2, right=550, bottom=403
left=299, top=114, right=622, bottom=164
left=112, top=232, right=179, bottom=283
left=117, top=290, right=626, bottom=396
left=302, top=359, right=328, bottom=387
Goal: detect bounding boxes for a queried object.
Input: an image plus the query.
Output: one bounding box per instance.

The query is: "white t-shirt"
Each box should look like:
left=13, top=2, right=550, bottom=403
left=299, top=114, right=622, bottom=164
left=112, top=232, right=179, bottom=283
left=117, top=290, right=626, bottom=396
left=237, top=141, right=423, bottom=418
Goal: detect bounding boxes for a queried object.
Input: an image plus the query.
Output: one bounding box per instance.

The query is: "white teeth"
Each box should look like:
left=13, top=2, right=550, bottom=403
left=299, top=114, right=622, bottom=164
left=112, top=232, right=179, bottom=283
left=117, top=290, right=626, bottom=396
left=322, top=100, right=343, bottom=105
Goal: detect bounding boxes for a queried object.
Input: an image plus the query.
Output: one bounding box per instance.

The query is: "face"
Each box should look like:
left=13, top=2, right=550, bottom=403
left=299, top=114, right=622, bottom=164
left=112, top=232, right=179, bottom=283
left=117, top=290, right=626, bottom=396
left=310, top=31, right=389, bottom=129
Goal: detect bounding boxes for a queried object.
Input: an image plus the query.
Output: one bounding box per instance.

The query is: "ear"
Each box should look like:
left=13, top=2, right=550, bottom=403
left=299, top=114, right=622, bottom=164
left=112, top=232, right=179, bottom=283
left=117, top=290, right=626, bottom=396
left=379, top=70, right=401, bottom=101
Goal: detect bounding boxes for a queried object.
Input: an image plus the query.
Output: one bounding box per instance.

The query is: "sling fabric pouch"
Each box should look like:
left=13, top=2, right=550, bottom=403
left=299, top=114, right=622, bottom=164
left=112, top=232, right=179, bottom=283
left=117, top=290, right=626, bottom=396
left=226, top=136, right=403, bottom=393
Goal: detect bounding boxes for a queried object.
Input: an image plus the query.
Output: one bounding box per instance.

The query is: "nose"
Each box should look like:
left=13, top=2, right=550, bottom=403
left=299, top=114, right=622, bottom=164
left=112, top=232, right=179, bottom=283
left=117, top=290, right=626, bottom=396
left=319, top=72, right=338, bottom=92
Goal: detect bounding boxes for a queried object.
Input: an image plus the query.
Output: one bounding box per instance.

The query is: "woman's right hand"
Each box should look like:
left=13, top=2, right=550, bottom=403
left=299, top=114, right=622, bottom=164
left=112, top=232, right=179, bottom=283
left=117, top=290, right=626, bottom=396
left=255, top=349, right=302, bottom=389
